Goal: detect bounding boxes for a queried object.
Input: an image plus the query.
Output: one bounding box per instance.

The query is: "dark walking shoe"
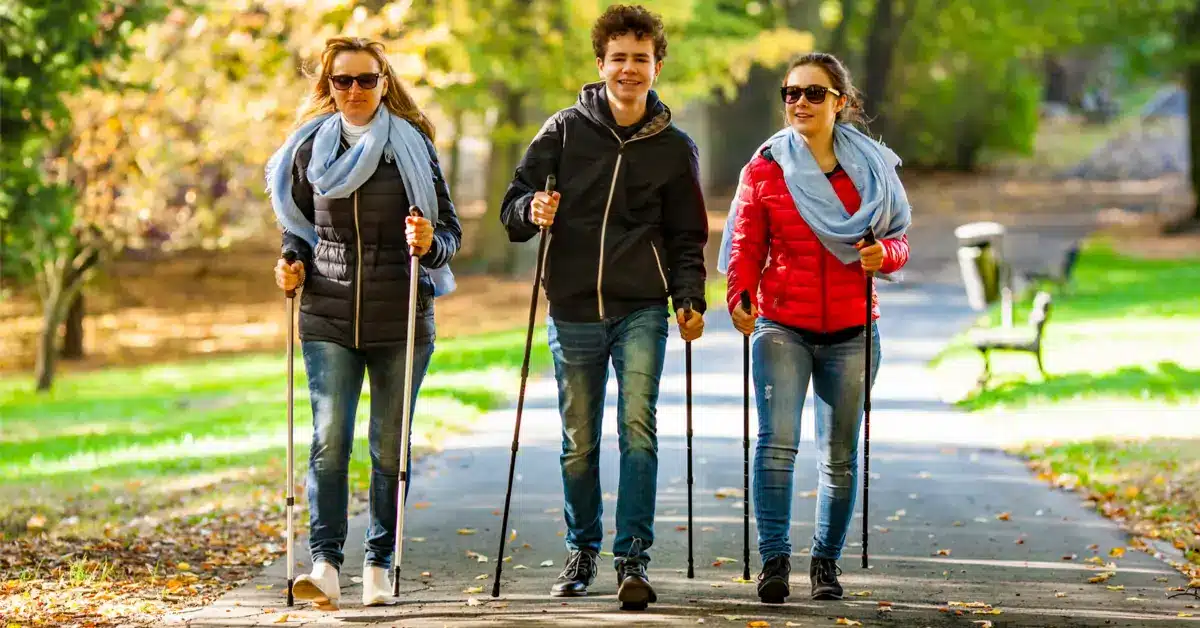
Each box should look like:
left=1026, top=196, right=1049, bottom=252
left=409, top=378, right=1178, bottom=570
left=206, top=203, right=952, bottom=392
left=810, top=557, right=843, bottom=600
left=615, top=539, right=656, bottom=611
left=757, top=555, right=791, bottom=604
left=550, top=550, right=598, bottom=597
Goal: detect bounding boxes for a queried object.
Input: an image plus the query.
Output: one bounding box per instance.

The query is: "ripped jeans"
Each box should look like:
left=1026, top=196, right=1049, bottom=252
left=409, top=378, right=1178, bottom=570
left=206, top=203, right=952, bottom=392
left=750, top=318, right=881, bottom=562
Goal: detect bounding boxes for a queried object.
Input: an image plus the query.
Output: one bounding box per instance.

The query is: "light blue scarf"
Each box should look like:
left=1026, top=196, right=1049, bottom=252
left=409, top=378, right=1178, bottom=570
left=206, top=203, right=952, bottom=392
left=265, top=106, right=455, bottom=296
left=718, top=123, right=911, bottom=279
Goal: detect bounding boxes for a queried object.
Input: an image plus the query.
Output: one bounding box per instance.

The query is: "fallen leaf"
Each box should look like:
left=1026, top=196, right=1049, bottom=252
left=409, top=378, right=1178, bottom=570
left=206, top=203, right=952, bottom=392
left=1180, top=613, right=1195, bottom=618
left=1088, top=572, right=1116, bottom=583
left=953, top=521, right=964, bottom=527
left=972, top=622, right=994, bottom=628
left=514, top=565, right=528, bottom=570
left=715, top=487, right=743, bottom=499
left=676, top=525, right=689, bottom=531
left=412, top=537, right=426, bottom=542
left=731, top=577, right=754, bottom=584
left=949, top=602, right=993, bottom=609
left=466, top=597, right=482, bottom=606
left=748, top=622, right=770, bottom=627
left=850, top=590, right=871, bottom=597
left=1126, top=596, right=1148, bottom=601
left=934, top=549, right=952, bottom=556
left=540, top=560, right=554, bottom=567
left=1109, top=547, right=1125, bottom=558
left=492, top=509, right=501, bottom=516
left=463, top=586, right=484, bottom=594
left=1106, top=585, right=1124, bottom=591
left=1055, top=592, right=1067, bottom=597
left=834, top=619, right=862, bottom=626
left=1088, top=543, right=1099, bottom=550
left=1085, top=556, right=1105, bottom=565
left=996, top=512, right=1011, bottom=521
left=256, top=584, right=274, bottom=590
left=502, top=556, right=512, bottom=563
left=413, top=502, right=431, bottom=509
left=457, top=528, right=476, bottom=535
left=176, top=562, right=191, bottom=571
left=273, top=614, right=290, bottom=624
left=420, top=571, right=431, bottom=577
left=26, top=514, right=46, bottom=530
left=701, top=526, right=717, bottom=532
left=799, top=490, right=817, bottom=498
left=475, top=574, right=488, bottom=580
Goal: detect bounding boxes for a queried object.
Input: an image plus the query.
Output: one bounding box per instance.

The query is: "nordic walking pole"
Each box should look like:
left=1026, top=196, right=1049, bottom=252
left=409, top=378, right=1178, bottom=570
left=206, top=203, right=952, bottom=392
left=682, top=299, right=695, bottom=579
left=861, top=228, right=877, bottom=570
left=739, top=289, right=752, bottom=582
left=282, top=249, right=299, bottom=607
left=493, top=174, right=556, bottom=597
left=392, top=206, right=425, bottom=596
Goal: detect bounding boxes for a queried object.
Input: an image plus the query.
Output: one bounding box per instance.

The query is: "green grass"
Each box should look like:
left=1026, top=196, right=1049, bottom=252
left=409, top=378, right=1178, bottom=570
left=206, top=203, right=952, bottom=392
left=1020, top=438, right=1200, bottom=566
left=933, top=237, right=1200, bottom=410
left=0, top=326, right=552, bottom=537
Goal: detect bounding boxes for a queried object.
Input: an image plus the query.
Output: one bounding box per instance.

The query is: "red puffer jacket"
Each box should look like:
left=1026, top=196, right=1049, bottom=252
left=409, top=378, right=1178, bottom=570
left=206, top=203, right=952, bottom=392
left=726, top=149, right=909, bottom=332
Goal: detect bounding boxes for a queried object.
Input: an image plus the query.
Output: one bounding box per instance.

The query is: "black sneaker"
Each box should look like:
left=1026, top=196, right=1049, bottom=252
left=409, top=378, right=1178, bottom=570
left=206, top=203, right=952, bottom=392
left=550, top=550, right=598, bottom=597
left=615, top=539, right=656, bottom=611
left=810, top=557, right=843, bottom=600
left=757, top=555, right=791, bottom=604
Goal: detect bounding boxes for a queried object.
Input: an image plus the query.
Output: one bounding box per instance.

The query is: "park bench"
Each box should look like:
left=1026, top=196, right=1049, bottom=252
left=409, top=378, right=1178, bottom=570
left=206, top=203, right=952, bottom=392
left=967, top=290, right=1053, bottom=384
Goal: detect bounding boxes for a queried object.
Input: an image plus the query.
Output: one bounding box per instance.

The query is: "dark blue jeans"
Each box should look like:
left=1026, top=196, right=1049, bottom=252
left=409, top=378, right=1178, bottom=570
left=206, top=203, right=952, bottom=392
left=751, top=319, right=881, bottom=562
left=547, top=306, right=668, bottom=567
left=301, top=339, right=434, bottom=570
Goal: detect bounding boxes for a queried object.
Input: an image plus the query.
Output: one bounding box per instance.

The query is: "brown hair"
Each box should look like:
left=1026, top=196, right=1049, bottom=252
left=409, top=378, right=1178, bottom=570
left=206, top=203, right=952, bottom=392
left=296, top=37, right=435, bottom=141
left=591, top=4, right=667, bottom=62
left=783, top=52, right=867, bottom=129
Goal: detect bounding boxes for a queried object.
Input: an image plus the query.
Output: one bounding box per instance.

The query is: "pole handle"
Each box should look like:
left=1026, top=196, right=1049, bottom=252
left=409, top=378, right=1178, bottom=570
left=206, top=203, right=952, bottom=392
left=283, top=250, right=298, bottom=298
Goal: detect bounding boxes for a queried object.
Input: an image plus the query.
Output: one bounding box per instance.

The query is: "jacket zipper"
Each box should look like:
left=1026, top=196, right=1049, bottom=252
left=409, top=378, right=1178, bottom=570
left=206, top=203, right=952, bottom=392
left=595, top=122, right=668, bottom=320
left=819, top=246, right=827, bottom=333
left=649, top=241, right=668, bottom=293
left=353, top=190, right=362, bottom=348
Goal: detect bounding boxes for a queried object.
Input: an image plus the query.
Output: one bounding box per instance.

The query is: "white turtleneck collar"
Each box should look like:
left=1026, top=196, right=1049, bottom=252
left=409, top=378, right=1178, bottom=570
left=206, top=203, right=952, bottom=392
left=340, top=114, right=371, bottom=147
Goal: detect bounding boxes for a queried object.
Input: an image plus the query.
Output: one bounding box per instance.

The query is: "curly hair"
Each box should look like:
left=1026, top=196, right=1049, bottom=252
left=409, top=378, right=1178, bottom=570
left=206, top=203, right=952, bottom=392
left=591, top=4, right=667, bottom=62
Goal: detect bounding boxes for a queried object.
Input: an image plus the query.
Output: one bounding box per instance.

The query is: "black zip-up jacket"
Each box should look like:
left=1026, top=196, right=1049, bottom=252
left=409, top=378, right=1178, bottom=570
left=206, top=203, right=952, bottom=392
left=500, top=82, right=708, bottom=322
left=281, top=131, right=462, bottom=348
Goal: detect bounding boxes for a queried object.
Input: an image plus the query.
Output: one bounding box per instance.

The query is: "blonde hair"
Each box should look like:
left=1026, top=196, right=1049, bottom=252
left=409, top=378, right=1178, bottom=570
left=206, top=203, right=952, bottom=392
left=295, top=37, right=435, bottom=141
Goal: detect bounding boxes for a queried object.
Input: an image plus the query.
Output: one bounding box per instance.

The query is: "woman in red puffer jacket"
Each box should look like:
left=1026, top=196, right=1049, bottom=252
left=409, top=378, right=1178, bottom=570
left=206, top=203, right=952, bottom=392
left=720, top=52, right=911, bottom=606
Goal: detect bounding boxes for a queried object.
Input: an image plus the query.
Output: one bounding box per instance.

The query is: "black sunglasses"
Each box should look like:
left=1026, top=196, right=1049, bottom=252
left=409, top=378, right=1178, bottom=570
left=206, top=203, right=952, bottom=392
left=330, top=73, right=381, bottom=91
left=780, top=84, right=842, bottom=105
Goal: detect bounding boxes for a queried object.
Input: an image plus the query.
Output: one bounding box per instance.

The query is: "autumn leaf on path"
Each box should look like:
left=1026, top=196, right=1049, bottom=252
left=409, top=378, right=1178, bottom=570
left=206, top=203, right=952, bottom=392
left=747, top=622, right=770, bottom=627
left=1088, top=571, right=1116, bottom=583
left=835, top=619, right=862, bottom=626
left=462, top=586, right=484, bottom=594
left=457, top=528, right=476, bottom=535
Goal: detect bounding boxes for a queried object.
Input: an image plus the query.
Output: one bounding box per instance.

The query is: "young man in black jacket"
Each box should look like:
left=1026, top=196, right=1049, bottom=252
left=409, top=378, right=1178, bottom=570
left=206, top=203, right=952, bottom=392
left=500, top=4, right=708, bottom=610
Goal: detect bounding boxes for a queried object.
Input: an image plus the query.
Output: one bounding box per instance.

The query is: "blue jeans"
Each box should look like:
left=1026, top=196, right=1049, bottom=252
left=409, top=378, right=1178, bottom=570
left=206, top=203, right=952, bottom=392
left=547, top=306, right=668, bottom=567
left=301, top=339, right=434, bottom=570
left=751, top=319, right=881, bottom=562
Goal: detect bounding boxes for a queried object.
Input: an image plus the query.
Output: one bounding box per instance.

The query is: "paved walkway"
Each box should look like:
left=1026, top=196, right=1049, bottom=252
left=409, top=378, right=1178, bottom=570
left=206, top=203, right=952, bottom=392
left=168, top=210, right=1200, bottom=626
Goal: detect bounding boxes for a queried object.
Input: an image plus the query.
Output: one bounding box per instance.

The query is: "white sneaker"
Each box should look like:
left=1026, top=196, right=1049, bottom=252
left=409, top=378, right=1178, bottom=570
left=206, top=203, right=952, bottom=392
left=292, top=560, right=340, bottom=610
left=362, top=563, right=393, bottom=606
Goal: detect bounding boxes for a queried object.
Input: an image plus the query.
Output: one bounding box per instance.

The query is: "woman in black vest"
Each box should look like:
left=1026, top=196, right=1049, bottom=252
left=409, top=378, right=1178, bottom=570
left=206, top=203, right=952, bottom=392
left=267, top=36, right=461, bottom=609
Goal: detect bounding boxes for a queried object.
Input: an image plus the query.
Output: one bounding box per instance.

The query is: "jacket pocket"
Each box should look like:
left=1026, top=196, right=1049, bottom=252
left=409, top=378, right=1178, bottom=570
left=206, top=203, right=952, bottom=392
left=649, top=241, right=669, bottom=293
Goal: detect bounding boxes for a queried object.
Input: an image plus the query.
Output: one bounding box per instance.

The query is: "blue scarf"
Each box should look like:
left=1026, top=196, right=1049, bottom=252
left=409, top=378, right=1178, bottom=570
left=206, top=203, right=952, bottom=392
left=265, top=106, right=455, bottom=296
left=718, top=123, right=912, bottom=280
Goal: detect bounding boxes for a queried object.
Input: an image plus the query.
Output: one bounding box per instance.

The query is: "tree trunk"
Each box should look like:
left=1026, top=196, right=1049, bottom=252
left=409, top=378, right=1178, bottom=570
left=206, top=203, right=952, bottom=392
left=447, top=107, right=464, bottom=197
left=476, top=86, right=526, bottom=274
left=863, top=0, right=902, bottom=138
left=1187, top=7, right=1200, bottom=224
left=34, top=297, right=66, bottom=391
left=828, top=0, right=853, bottom=61
left=704, top=65, right=781, bottom=193
left=61, top=290, right=84, bottom=360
